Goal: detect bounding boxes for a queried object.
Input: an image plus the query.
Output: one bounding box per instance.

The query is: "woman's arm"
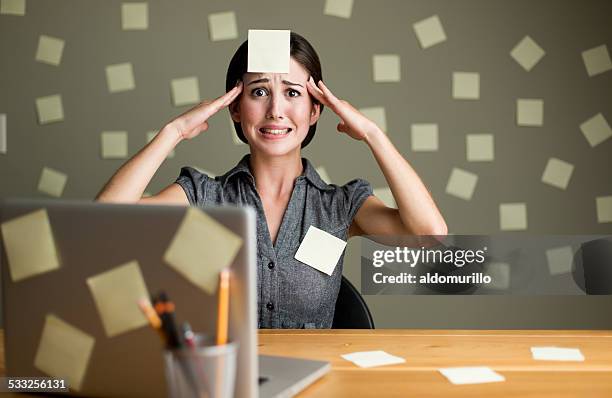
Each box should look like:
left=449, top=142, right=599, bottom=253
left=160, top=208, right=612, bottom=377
left=306, top=78, right=447, bottom=237
left=353, top=129, right=448, bottom=236
left=95, top=82, right=243, bottom=204
left=95, top=126, right=184, bottom=203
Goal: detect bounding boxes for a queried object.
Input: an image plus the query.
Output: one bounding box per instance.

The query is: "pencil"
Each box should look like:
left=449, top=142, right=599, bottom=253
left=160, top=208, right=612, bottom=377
left=216, top=269, right=230, bottom=345
left=137, top=298, right=166, bottom=343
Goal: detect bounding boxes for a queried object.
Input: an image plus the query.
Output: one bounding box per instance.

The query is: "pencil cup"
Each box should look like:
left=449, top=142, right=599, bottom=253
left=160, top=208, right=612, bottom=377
left=164, top=340, right=239, bottom=398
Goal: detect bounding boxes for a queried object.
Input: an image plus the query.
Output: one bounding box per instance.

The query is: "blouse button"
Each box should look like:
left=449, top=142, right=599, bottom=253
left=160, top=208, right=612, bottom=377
left=266, top=302, right=274, bottom=311
left=267, top=261, right=275, bottom=270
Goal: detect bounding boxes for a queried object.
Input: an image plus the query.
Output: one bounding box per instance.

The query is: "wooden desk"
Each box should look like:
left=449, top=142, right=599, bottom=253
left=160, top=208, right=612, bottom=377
left=258, top=329, right=612, bottom=397
left=3, top=329, right=612, bottom=397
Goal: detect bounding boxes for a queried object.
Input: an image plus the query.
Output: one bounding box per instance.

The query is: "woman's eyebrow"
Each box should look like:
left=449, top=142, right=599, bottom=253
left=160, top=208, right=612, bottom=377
left=282, top=80, right=304, bottom=88
left=246, top=78, right=304, bottom=88
left=247, top=78, right=269, bottom=86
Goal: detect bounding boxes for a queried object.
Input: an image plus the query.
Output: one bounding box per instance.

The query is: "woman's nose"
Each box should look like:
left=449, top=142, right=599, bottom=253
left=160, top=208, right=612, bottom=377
left=265, top=93, right=285, bottom=120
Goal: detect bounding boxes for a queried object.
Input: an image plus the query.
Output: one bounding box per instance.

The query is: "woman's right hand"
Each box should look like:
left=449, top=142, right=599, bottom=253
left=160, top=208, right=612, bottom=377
left=168, top=81, right=243, bottom=141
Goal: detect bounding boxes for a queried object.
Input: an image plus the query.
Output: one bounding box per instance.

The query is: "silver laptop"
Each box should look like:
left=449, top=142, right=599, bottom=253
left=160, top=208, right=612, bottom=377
left=0, top=198, right=330, bottom=397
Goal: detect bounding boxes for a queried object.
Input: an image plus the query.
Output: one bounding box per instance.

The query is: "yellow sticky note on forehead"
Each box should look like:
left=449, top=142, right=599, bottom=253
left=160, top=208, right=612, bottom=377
left=247, top=29, right=290, bottom=73
left=164, top=208, right=243, bottom=294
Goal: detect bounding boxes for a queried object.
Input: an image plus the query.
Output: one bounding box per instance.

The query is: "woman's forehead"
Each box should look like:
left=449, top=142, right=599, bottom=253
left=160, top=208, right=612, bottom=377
left=243, top=58, right=309, bottom=83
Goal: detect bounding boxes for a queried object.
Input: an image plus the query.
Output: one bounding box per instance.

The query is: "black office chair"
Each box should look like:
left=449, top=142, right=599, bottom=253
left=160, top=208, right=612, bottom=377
left=332, top=276, right=375, bottom=329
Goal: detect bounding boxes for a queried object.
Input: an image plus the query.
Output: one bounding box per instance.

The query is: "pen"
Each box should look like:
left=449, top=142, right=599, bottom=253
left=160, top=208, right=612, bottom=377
left=153, top=292, right=182, bottom=349
left=138, top=298, right=167, bottom=345
left=182, top=322, right=196, bottom=348
left=216, top=269, right=230, bottom=346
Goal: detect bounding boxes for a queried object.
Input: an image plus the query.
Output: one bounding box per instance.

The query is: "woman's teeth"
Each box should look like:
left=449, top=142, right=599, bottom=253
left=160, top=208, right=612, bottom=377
left=260, top=128, right=291, bottom=135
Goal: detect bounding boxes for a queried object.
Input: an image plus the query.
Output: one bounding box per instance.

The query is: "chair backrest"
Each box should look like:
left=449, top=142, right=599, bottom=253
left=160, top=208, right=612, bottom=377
left=332, top=276, right=375, bottom=329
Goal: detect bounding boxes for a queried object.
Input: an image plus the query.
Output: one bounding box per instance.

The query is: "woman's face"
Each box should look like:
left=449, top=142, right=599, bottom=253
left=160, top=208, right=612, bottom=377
left=231, top=57, right=320, bottom=157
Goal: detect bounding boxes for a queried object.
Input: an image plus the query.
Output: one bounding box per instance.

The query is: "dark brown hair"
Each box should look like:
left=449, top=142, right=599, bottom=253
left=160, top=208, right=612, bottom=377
left=225, top=32, right=324, bottom=148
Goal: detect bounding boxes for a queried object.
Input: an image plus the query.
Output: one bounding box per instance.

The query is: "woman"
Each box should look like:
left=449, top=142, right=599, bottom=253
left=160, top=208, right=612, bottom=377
left=96, top=32, right=447, bottom=328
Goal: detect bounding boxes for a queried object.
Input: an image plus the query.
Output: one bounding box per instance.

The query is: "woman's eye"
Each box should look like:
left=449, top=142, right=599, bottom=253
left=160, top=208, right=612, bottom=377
left=287, top=89, right=301, bottom=97
left=252, top=88, right=268, bottom=97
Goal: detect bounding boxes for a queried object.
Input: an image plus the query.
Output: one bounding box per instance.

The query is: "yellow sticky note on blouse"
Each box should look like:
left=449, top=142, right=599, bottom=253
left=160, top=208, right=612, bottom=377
left=164, top=207, right=243, bottom=294
left=1, top=208, right=60, bottom=282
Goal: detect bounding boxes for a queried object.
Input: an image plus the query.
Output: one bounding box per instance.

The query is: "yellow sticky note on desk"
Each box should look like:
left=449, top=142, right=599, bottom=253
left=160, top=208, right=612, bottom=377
left=34, top=314, right=95, bottom=391
left=164, top=207, right=243, bottom=294
left=0, top=208, right=60, bottom=282
left=86, top=261, right=150, bottom=337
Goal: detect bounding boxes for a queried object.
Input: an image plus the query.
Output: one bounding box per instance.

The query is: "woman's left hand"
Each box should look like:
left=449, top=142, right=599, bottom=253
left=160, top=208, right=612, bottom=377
left=306, top=77, right=382, bottom=142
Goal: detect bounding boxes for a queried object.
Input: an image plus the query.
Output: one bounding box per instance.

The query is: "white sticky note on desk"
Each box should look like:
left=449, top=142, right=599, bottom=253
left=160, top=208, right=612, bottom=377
left=38, top=166, right=68, bottom=197
left=360, top=107, right=387, bottom=133
left=517, top=99, right=543, bottom=126
left=171, top=76, right=200, bottom=107
left=248, top=30, right=290, bottom=73
left=121, top=2, right=148, bottom=30
left=0, top=208, right=60, bottom=282
left=106, top=62, right=135, bottom=93
left=36, top=94, right=64, bottom=124
left=101, top=131, right=128, bottom=159
left=453, top=72, right=480, bottom=100
left=439, top=366, right=505, bottom=385
left=580, top=113, right=612, bottom=148
left=531, top=347, right=585, bottom=361
left=541, top=157, right=574, bottom=190
left=164, top=207, right=243, bottom=294
left=87, top=260, right=150, bottom=337
left=34, top=314, right=95, bottom=391
left=294, top=225, right=346, bottom=276
left=342, top=350, right=405, bottom=368
left=208, top=11, right=238, bottom=41
left=0, top=0, right=26, bottom=15
left=413, top=15, right=446, bottom=49
left=0, top=113, right=6, bottom=153
left=35, top=35, right=65, bottom=66
left=445, top=168, right=478, bottom=201
left=510, top=35, right=545, bottom=72
left=582, top=44, right=612, bottom=77
left=373, top=54, right=401, bottom=83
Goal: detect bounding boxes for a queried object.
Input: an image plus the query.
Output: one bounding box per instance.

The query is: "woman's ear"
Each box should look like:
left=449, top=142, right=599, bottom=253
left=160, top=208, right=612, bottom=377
left=229, top=100, right=241, bottom=123
left=309, top=102, right=321, bottom=126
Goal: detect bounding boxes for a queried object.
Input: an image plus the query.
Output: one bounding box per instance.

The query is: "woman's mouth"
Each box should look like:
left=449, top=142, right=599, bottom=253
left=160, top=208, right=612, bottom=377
left=259, top=127, right=292, bottom=137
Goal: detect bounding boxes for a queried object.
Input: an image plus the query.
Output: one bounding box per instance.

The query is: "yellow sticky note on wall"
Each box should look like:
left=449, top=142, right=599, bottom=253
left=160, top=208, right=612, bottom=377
left=164, top=208, right=243, bottom=294
left=34, top=314, right=95, bottom=391
left=86, top=261, right=150, bottom=337
left=0, top=208, right=60, bottom=282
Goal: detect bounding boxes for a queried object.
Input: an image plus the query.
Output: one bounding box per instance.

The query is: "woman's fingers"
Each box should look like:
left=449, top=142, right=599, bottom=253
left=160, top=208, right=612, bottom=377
left=306, top=77, right=328, bottom=106
left=173, top=83, right=243, bottom=140
left=192, top=83, right=243, bottom=125
left=213, top=81, right=243, bottom=110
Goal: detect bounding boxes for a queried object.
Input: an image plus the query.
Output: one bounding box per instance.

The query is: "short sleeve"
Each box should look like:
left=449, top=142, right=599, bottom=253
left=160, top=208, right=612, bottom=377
left=174, top=167, right=211, bottom=206
left=340, top=178, right=374, bottom=226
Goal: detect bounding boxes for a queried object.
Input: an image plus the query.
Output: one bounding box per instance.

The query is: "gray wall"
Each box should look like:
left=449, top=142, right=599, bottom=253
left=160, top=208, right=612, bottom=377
left=1, top=0, right=611, bottom=328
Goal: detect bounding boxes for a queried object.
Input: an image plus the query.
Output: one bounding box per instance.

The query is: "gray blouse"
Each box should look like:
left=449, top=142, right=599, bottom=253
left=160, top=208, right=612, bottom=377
left=175, top=154, right=373, bottom=328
